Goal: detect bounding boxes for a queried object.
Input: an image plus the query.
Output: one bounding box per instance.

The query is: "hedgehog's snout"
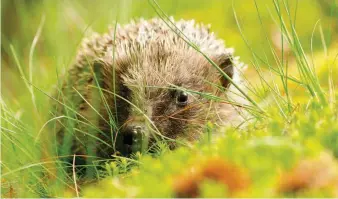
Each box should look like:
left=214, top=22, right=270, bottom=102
left=122, top=125, right=143, bottom=145
left=118, top=125, right=149, bottom=156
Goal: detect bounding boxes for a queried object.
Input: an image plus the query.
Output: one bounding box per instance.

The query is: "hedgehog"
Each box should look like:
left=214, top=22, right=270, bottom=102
left=51, top=17, right=245, bottom=178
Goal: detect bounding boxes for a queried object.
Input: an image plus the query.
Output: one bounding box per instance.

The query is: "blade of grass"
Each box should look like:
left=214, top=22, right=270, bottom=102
left=29, top=15, right=45, bottom=111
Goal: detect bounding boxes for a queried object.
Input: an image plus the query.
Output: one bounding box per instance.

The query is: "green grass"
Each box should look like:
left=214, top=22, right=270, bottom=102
left=1, top=0, right=338, bottom=197
left=83, top=104, right=338, bottom=197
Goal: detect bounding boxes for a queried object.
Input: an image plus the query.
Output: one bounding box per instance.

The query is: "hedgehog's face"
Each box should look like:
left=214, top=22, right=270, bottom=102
left=116, top=48, right=235, bottom=155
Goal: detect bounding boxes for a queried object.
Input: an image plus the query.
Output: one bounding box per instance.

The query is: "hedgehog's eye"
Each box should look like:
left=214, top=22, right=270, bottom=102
left=176, top=91, right=188, bottom=106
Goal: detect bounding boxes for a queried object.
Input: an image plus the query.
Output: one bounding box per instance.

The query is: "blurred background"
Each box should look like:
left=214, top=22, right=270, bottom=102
left=1, top=0, right=337, bottom=109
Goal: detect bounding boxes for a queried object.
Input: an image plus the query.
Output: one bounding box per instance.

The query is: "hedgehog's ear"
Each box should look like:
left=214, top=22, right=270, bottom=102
left=212, top=53, right=234, bottom=89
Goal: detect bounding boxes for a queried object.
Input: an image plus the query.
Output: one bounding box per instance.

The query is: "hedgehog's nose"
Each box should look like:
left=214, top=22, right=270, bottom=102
left=118, top=125, right=148, bottom=156
left=123, top=126, right=142, bottom=145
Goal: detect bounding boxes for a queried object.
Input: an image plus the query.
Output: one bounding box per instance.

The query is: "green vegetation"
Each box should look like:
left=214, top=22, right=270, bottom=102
left=1, top=0, right=338, bottom=197
left=83, top=103, right=338, bottom=197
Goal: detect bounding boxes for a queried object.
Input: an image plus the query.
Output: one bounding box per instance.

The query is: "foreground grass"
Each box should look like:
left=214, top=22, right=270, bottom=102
left=82, top=106, right=338, bottom=197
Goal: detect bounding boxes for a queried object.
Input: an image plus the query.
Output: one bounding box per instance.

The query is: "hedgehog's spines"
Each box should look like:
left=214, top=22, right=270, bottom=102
left=74, top=17, right=240, bottom=71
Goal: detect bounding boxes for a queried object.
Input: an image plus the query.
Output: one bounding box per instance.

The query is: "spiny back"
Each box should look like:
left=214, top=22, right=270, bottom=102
left=75, top=17, right=236, bottom=69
